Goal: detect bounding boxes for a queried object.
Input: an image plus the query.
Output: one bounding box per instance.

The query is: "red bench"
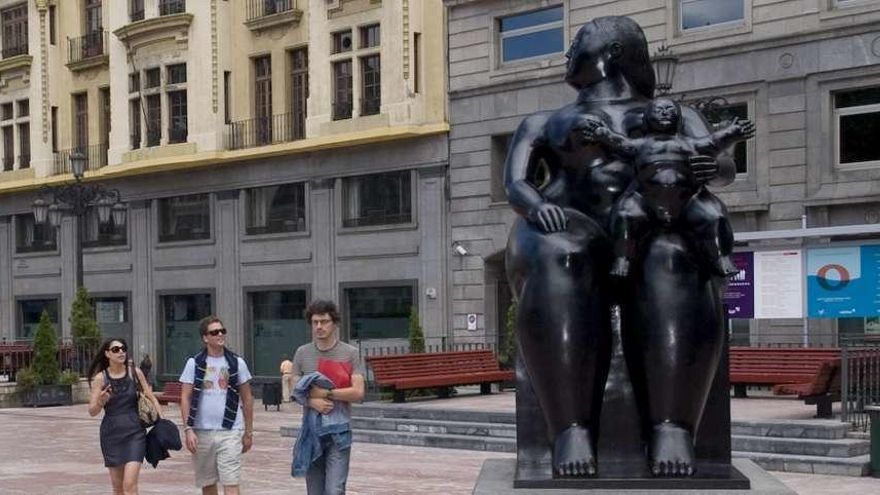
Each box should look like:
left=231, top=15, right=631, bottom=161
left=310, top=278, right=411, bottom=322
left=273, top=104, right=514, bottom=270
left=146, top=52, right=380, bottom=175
left=156, top=382, right=183, bottom=405
left=772, top=358, right=840, bottom=418
left=729, top=347, right=840, bottom=398
left=366, top=350, right=514, bottom=403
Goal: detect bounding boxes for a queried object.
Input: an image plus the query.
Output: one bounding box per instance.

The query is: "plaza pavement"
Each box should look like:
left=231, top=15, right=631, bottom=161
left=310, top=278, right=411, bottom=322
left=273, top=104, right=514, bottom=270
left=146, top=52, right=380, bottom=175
left=0, top=390, right=878, bottom=494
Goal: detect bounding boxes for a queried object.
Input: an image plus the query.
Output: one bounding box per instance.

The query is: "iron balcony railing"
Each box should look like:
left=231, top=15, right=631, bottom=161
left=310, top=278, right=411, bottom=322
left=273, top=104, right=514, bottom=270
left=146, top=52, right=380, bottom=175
left=53, top=143, right=108, bottom=176
left=841, top=342, right=880, bottom=432
left=1, top=44, right=27, bottom=59
left=361, top=96, right=381, bottom=116
left=332, top=101, right=352, bottom=121
left=159, top=0, right=186, bottom=16
left=246, top=0, right=294, bottom=21
left=18, top=153, right=29, bottom=169
left=226, top=113, right=303, bottom=150
left=68, top=31, right=106, bottom=64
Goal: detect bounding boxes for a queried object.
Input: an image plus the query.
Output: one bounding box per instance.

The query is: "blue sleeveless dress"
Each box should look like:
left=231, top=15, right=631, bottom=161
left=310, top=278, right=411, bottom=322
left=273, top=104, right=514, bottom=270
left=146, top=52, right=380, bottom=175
left=99, top=367, right=146, bottom=467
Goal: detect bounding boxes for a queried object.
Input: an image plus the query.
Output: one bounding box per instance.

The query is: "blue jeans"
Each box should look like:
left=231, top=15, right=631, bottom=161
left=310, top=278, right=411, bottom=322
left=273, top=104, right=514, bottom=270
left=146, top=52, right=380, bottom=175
left=305, top=435, right=351, bottom=495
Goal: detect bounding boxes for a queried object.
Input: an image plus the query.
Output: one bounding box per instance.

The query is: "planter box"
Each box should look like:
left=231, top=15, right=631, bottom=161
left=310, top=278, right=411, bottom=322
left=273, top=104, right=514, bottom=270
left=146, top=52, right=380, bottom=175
left=22, top=384, right=73, bottom=407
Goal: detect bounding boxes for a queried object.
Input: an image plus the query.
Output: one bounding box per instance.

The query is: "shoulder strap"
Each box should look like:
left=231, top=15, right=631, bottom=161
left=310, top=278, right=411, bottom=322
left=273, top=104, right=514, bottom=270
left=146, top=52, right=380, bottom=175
left=130, top=361, right=144, bottom=392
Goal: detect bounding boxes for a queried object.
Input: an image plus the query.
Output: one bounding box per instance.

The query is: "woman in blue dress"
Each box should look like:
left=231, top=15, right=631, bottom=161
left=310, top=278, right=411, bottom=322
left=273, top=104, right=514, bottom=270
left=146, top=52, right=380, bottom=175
left=87, top=338, right=162, bottom=494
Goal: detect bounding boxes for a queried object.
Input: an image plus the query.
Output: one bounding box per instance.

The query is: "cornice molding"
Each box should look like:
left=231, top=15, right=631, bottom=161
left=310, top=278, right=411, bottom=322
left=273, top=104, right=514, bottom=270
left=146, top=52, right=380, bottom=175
left=113, top=13, right=194, bottom=54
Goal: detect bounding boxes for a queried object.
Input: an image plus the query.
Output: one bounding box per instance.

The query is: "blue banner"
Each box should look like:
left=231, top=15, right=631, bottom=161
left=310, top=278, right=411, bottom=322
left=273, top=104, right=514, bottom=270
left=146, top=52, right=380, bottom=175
left=807, top=245, right=880, bottom=318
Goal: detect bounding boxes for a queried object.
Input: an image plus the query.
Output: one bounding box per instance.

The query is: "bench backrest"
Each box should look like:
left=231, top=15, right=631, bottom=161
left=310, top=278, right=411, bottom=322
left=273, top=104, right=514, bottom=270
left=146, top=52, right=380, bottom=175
left=729, top=347, right=841, bottom=384
left=366, top=350, right=502, bottom=381
left=160, top=382, right=183, bottom=395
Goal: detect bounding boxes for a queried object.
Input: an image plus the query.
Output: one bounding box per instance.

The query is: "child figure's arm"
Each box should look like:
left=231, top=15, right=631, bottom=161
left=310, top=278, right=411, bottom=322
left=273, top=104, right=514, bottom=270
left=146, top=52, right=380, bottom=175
left=577, top=116, right=642, bottom=158
left=692, top=117, right=755, bottom=155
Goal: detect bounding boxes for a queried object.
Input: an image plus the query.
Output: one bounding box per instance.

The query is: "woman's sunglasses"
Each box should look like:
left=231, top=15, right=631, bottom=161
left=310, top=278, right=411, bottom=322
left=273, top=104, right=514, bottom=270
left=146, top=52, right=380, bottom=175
left=109, top=345, right=127, bottom=354
left=207, top=328, right=228, bottom=337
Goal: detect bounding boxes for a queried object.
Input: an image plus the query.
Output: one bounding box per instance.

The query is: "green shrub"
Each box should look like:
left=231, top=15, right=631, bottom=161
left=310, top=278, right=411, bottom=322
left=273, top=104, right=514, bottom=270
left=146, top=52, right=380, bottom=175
left=408, top=307, right=425, bottom=354
left=70, top=287, right=101, bottom=352
left=15, top=366, right=39, bottom=392
left=59, top=370, right=80, bottom=386
left=32, top=310, right=60, bottom=386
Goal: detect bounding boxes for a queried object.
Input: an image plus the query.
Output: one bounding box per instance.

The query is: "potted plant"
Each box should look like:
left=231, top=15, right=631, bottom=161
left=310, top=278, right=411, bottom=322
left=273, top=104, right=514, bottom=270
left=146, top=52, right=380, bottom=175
left=19, top=310, right=73, bottom=407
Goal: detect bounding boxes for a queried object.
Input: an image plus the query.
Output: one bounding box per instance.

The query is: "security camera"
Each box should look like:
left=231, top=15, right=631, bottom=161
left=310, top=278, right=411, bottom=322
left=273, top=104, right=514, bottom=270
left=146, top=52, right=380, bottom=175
left=453, top=242, right=468, bottom=256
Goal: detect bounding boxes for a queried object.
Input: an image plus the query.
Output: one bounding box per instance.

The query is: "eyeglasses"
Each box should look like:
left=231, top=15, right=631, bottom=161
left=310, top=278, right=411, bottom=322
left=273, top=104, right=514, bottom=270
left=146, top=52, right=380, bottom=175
left=207, top=328, right=228, bottom=337
left=311, top=318, right=333, bottom=326
left=109, top=345, right=127, bottom=354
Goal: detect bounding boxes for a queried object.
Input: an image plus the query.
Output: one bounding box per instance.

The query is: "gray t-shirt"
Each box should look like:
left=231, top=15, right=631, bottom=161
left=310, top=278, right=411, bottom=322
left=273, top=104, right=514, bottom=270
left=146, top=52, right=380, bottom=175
left=292, top=340, right=364, bottom=420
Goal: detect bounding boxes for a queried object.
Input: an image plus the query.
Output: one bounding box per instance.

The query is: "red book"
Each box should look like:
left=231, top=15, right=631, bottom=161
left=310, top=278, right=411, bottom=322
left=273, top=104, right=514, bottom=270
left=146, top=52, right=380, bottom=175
left=317, top=359, right=352, bottom=389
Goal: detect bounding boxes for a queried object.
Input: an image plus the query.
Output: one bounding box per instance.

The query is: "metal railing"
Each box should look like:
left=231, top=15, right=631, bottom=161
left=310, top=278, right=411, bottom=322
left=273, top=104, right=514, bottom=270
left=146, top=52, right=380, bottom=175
left=0, top=342, right=99, bottom=382
left=226, top=113, right=303, bottom=150
left=1, top=44, right=27, bottom=59
left=246, top=0, right=294, bottom=21
left=361, top=96, right=380, bottom=116
left=159, top=0, right=186, bottom=16
left=841, top=342, right=880, bottom=431
left=68, top=31, right=106, bottom=64
left=53, top=143, right=108, bottom=175
left=332, top=101, right=352, bottom=120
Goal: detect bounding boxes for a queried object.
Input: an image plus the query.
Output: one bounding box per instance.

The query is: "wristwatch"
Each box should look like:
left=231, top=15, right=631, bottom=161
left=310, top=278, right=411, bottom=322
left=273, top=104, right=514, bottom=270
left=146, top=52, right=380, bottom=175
left=326, top=389, right=334, bottom=400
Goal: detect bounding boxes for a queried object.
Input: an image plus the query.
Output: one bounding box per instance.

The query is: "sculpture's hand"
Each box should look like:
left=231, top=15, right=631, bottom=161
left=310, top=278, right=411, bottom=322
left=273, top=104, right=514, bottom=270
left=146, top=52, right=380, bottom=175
left=731, top=117, right=756, bottom=140
left=574, top=116, right=605, bottom=144
left=528, top=203, right=567, bottom=233
left=689, top=155, right=719, bottom=185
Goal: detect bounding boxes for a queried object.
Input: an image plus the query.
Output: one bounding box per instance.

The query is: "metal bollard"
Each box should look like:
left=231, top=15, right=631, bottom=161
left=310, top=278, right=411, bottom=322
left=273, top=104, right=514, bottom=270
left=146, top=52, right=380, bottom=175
left=867, top=405, right=880, bottom=478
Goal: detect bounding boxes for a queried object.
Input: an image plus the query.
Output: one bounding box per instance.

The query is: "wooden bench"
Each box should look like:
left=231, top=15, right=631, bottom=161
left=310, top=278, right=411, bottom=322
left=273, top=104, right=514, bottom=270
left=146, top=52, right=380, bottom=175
left=729, top=347, right=840, bottom=398
left=772, top=358, right=840, bottom=418
left=156, top=382, right=183, bottom=405
left=366, top=350, right=514, bottom=403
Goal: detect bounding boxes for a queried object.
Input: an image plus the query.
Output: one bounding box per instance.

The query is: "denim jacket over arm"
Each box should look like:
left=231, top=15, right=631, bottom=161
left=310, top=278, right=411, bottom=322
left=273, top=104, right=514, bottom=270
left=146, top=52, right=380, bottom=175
left=291, top=372, right=353, bottom=477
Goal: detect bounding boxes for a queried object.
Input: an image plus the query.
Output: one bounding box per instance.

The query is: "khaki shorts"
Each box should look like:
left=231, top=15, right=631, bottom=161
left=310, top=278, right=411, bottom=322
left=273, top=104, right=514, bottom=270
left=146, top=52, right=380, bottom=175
left=193, top=429, right=244, bottom=488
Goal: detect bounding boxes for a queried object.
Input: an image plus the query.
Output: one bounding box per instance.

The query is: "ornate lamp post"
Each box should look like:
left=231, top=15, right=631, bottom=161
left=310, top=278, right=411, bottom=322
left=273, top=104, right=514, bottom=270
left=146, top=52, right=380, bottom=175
left=31, top=150, right=126, bottom=288
left=650, top=45, right=734, bottom=125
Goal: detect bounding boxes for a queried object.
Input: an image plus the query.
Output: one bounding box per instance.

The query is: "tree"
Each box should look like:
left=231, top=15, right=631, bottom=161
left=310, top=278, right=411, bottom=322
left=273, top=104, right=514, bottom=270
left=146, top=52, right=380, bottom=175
left=498, top=301, right=517, bottom=369
left=408, top=307, right=425, bottom=353
left=32, top=310, right=60, bottom=386
left=70, top=287, right=101, bottom=351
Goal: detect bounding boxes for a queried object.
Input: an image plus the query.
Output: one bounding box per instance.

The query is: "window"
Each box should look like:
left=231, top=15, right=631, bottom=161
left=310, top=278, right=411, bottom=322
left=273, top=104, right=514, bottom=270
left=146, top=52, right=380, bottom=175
left=413, top=32, right=420, bottom=94
left=18, top=122, right=28, bottom=169
left=130, top=0, right=145, bottom=22
left=253, top=56, right=272, bottom=145
left=289, top=48, right=308, bottom=140
left=73, top=93, right=88, bottom=150
left=1, top=125, right=11, bottom=171
left=342, top=170, right=412, bottom=227
left=344, top=285, right=414, bottom=340
left=332, top=61, right=352, bottom=120
left=130, top=99, right=141, bottom=149
left=92, top=296, right=131, bottom=346
left=703, top=103, right=749, bottom=175
left=18, top=299, right=60, bottom=340
left=224, top=71, right=231, bottom=124
left=129, top=73, right=140, bottom=93
left=1, top=102, right=12, bottom=120
left=82, top=205, right=126, bottom=248
left=490, top=134, right=513, bottom=202
left=145, top=68, right=161, bottom=89
left=1, top=3, right=28, bottom=59
left=245, top=183, right=306, bottom=235
left=145, top=94, right=160, bottom=146
left=51, top=106, right=57, bottom=152
left=499, top=6, right=563, bottom=63
left=158, top=194, right=210, bottom=242
left=16, top=213, right=57, bottom=253
left=167, top=63, right=186, bottom=85
left=100, top=87, right=110, bottom=147
left=160, top=293, right=212, bottom=375
left=247, top=289, right=309, bottom=377
left=168, top=90, right=187, bottom=143
left=49, top=5, right=56, bottom=45
left=85, top=0, right=102, bottom=34
left=360, top=24, right=380, bottom=48
left=332, top=30, right=352, bottom=54
left=360, top=55, right=380, bottom=116
left=834, top=87, right=880, bottom=168
left=17, top=99, right=28, bottom=117
left=680, top=0, right=744, bottom=31
left=159, top=0, right=186, bottom=16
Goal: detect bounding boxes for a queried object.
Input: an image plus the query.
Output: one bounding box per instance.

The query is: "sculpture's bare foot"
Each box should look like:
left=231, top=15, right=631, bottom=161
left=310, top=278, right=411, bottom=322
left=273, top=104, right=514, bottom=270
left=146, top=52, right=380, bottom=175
left=553, top=424, right=597, bottom=477
left=712, top=255, right=740, bottom=278
left=610, top=257, right=630, bottom=278
left=648, top=422, right=696, bottom=477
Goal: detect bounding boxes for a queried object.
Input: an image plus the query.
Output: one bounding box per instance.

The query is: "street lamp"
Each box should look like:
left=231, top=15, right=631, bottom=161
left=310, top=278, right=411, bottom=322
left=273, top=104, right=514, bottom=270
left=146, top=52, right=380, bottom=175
left=31, top=151, right=126, bottom=288
left=650, top=45, right=733, bottom=125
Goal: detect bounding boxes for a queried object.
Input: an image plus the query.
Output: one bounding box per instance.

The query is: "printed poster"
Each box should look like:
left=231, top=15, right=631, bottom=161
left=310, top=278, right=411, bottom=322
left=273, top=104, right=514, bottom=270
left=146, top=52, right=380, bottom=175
left=807, top=245, right=880, bottom=318
left=754, top=250, right=803, bottom=319
left=723, top=252, right=754, bottom=318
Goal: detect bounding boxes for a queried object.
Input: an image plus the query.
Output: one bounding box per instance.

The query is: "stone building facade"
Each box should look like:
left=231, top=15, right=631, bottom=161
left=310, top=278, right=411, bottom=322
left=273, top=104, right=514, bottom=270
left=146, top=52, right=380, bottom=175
left=0, top=0, right=449, bottom=381
left=445, top=0, right=880, bottom=347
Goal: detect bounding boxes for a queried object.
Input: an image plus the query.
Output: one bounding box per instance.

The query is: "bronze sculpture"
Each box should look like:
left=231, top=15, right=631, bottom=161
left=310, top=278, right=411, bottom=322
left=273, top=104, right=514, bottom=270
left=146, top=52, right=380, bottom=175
left=505, top=16, right=751, bottom=479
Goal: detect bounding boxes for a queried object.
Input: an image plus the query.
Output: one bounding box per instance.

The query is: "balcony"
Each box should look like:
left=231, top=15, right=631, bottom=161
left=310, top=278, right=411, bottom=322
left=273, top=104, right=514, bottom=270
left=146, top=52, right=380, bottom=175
left=2, top=44, right=27, bottom=59
left=332, top=101, right=352, bottom=121
left=53, top=144, right=108, bottom=176
left=244, top=0, right=303, bottom=32
left=159, top=0, right=186, bottom=16
left=361, top=96, right=381, bottom=117
left=226, top=113, right=304, bottom=151
left=67, top=31, right=108, bottom=72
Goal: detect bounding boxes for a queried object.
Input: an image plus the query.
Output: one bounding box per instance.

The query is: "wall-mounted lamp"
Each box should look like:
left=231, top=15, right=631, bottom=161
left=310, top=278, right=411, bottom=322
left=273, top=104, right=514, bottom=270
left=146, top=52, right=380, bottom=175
left=452, top=241, right=469, bottom=256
